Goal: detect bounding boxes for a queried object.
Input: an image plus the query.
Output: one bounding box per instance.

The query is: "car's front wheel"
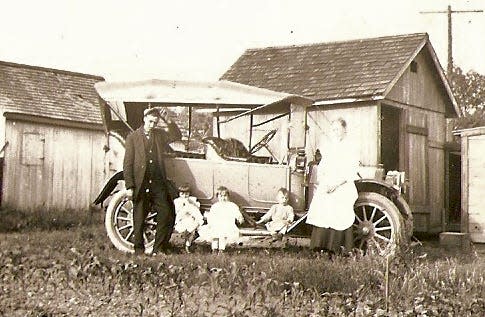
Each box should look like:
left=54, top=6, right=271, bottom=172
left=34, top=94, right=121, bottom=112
left=105, top=189, right=157, bottom=253
left=353, top=192, right=405, bottom=256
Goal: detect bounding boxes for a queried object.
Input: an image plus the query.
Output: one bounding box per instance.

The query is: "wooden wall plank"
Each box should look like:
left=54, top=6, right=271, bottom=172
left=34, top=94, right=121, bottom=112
left=2, top=119, right=105, bottom=211
left=306, top=104, right=379, bottom=167
left=461, top=135, right=469, bottom=233
left=428, top=147, right=445, bottom=230
left=466, top=135, right=485, bottom=241
left=387, top=49, right=448, bottom=114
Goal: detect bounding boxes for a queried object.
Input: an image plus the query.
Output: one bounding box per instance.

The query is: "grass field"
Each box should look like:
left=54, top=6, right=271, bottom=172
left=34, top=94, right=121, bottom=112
left=1, top=209, right=484, bottom=316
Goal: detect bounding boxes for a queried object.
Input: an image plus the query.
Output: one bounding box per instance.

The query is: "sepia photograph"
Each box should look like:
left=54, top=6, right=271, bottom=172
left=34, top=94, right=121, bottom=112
left=0, top=0, right=484, bottom=315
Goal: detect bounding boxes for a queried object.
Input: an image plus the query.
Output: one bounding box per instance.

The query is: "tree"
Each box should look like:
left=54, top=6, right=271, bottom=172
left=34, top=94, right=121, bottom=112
left=450, top=66, right=485, bottom=129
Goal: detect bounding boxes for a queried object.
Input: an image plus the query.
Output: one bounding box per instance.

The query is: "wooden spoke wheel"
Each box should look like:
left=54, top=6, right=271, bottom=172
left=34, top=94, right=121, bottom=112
left=105, top=189, right=157, bottom=253
left=353, top=192, right=404, bottom=256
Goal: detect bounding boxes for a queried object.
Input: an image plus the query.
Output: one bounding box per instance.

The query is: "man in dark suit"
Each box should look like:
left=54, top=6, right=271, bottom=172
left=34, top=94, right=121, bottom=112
left=123, top=107, right=181, bottom=255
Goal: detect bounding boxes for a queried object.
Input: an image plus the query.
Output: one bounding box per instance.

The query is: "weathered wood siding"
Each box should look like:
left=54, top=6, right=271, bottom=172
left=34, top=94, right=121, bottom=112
left=2, top=119, right=106, bottom=211
left=306, top=104, right=379, bottom=169
left=401, top=109, right=446, bottom=232
left=386, top=49, right=449, bottom=114
left=427, top=112, right=446, bottom=231
left=406, top=110, right=428, bottom=207
left=384, top=48, right=449, bottom=233
left=460, top=127, right=485, bottom=242
left=379, top=106, right=447, bottom=233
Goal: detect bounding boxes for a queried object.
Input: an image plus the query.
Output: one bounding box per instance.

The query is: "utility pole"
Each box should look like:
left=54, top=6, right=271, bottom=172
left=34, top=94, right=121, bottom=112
left=420, top=5, right=483, bottom=75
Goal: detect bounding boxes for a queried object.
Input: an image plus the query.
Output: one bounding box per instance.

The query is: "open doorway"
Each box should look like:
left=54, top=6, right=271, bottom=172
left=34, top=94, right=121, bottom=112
left=0, top=158, right=3, bottom=205
left=380, top=105, right=401, bottom=173
left=447, top=152, right=461, bottom=231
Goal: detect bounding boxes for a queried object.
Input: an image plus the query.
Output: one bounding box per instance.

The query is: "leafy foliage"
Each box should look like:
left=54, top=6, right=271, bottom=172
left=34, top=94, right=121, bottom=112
left=1, top=225, right=485, bottom=316
left=450, top=66, right=485, bottom=129
left=170, top=106, right=213, bottom=140
left=0, top=207, right=103, bottom=233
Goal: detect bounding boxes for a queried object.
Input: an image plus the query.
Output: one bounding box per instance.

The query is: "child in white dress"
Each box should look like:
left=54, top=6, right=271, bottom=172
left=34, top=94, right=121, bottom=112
left=173, top=184, right=204, bottom=253
left=203, top=186, right=244, bottom=253
left=256, top=188, right=295, bottom=239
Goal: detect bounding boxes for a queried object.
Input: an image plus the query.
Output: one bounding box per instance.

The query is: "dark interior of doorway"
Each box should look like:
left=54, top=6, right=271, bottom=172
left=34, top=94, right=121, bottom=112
left=448, top=152, right=461, bottom=230
left=0, top=158, right=3, bottom=205
left=380, top=105, right=400, bottom=173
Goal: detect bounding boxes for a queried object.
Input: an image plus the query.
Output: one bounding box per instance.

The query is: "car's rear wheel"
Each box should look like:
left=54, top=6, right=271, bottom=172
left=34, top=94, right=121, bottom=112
left=105, top=189, right=157, bottom=253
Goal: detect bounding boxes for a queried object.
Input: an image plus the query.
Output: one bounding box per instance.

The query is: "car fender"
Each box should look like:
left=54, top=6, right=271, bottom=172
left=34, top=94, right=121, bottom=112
left=93, top=171, right=124, bottom=205
left=354, top=178, right=413, bottom=222
left=354, top=178, right=399, bottom=197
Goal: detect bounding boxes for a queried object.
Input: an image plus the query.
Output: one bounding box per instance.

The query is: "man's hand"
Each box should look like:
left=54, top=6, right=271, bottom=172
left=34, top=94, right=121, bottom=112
left=126, top=188, right=134, bottom=199
left=159, top=108, right=169, bottom=123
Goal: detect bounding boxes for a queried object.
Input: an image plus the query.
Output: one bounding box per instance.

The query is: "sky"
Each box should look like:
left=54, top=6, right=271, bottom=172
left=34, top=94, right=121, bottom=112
left=1, top=0, right=484, bottom=81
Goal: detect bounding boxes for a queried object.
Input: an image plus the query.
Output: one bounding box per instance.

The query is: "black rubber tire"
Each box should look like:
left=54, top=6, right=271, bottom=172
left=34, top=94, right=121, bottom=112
left=105, top=189, right=156, bottom=253
left=353, top=192, right=404, bottom=256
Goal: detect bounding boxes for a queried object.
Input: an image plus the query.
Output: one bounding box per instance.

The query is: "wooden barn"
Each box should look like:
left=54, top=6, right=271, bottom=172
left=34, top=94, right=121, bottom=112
left=0, top=61, right=106, bottom=211
left=454, top=126, right=485, bottom=242
left=221, top=33, right=460, bottom=234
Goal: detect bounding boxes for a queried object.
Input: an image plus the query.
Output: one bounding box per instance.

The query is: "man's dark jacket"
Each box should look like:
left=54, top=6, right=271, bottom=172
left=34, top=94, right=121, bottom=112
left=123, top=123, right=181, bottom=200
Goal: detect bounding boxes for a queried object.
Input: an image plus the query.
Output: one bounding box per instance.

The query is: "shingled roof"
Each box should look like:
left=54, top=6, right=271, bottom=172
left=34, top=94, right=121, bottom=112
left=0, top=61, right=104, bottom=125
left=222, top=33, right=453, bottom=105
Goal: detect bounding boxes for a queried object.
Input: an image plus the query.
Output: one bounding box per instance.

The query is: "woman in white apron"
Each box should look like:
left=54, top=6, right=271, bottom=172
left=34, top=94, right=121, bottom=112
left=306, top=118, right=360, bottom=254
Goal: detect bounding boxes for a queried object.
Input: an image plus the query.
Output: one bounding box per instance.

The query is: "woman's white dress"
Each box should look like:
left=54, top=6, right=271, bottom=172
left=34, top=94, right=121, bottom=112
left=306, top=138, right=360, bottom=231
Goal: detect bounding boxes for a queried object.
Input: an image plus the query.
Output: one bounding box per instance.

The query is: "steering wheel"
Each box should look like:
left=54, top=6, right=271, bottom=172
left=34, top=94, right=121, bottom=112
left=249, top=129, right=277, bottom=154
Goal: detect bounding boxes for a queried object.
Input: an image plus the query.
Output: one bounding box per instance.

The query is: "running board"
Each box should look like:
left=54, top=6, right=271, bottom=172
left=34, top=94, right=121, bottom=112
left=239, top=228, right=273, bottom=236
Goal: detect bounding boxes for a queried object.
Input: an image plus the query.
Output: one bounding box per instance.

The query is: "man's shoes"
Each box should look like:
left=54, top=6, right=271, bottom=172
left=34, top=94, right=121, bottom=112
left=134, top=248, right=145, bottom=256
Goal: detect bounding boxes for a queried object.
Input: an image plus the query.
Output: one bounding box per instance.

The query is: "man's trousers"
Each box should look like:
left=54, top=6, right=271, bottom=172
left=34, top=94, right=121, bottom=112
left=133, top=188, right=175, bottom=253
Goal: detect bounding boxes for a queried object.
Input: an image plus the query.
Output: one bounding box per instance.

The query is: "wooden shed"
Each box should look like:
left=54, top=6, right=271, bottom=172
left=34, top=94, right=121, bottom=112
left=221, top=33, right=460, bottom=234
left=454, top=126, right=485, bottom=242
left=0, top=61, right=106, bottom=211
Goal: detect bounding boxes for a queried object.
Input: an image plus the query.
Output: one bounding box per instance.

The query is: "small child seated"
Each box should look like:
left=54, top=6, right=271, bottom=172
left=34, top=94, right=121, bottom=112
left=173, top=183, right=204, bottom=253
left=202, top=186, right=244, bottom=254
left=256, top=188, right=295, bottom=238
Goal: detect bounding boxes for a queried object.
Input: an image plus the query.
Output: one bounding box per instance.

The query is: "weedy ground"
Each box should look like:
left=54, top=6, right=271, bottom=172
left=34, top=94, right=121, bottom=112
left=0, top=208, right=484, bottom=316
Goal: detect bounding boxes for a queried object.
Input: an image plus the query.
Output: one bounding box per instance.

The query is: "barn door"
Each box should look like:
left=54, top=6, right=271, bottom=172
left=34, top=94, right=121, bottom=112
left=405, top=114, right=429, bottom=231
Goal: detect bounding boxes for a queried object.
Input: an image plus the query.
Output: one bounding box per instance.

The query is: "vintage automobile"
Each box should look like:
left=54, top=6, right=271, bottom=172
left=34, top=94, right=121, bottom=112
left=93, top=79, right=413, bottom=255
